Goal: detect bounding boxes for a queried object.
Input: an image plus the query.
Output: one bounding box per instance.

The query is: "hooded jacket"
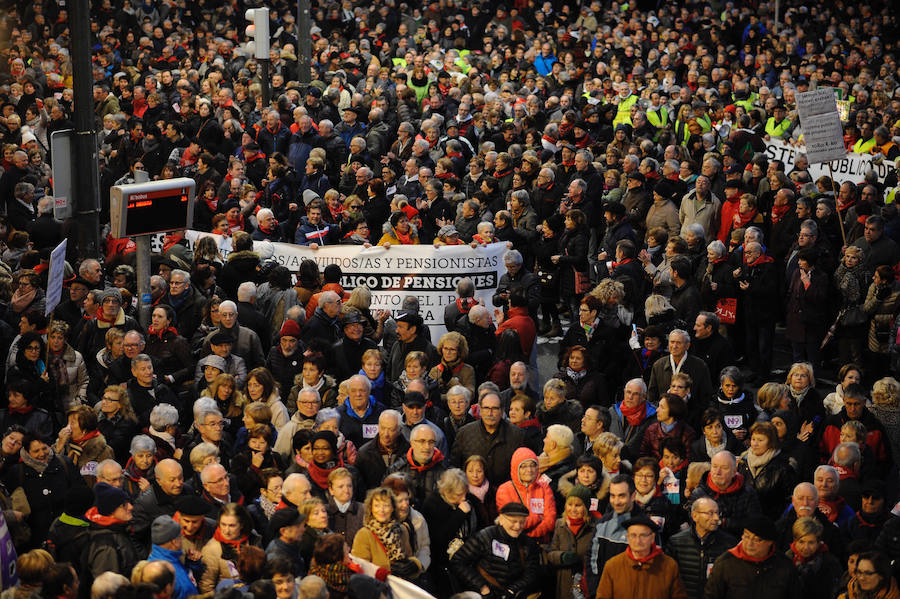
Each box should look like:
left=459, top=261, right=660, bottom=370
left=148, top=543, right=199, bottom=599
left=495, top=448, right=556, bottom=541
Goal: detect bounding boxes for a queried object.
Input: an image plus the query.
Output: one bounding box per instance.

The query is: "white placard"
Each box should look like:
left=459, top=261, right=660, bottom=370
left=796, top=88, right=846, bottom=165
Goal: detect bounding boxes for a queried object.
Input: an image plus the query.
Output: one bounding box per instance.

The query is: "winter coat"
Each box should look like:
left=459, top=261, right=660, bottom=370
left=450, top=419, right=525, bottom=487
left=647, top=354, right=714, bottom=408
left=556, top=228, right=590, bottom=300
left=545, top=516, right=597, bottom=599
left=449, top=524, right=541, bottom=596
left=535, top=398, right=583, bottom=433
left=46, top=345, right=88, bottom=407
left=786, top=545, right=842, bottom=599
left=387, top=448, right=448, bottom=508
left=421, top=491, right=482, bottom=584
left=83, top=508, right=139, bottom=580
left=705, top=546, right=801, bottom=599
left=689, top=472, right=762, bottom=538
left=148, top=544, right=199, bottom=599
left=350, top=523, right=413, bottom=570
left=596, top=548, right=688, bottom=599
left=5, top=453, right=83, bottom=547
left=326, top=496, right=364, bottom=544
left=640, top=420, right=697, bottom=461
left=864, top=281, right=900, bottom=353
left=737, top=450, right=796, bottom=520
left=608, top=401, right=658, bottom=462
left=337, top=397, right=385, bottom=451
left=495, top=448, right=557, bottom=541
left=46, top=513, right=90, bottom=566
left=664, top=527, right=737, bottom=599
left=585, top=507, right=645, bottom=597
left=145, top=329, right=193, bottom=386
left=131, top=481, right=180, bottom=555
left=218, top=250, right=262, bottom=300
left=785, top=267, right=829, bottom=342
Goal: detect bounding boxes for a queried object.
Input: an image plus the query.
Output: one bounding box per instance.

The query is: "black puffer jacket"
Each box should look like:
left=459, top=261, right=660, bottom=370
left=449, top=524, right=540, bottom=596
left=705, top=548, right=800, bottom=599
left=536, top=398, right=583, bottom=432
left=737, top=451, right=797, bottom=521
left=664, top=527, right=737, bottom=599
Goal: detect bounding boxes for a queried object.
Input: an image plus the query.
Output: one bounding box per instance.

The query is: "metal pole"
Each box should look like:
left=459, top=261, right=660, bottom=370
left=261, top=59, right=272, bottom=106
left=297, top=0, right=311, bottom=85
left=135, top=236, right=152, bottom=329
left=72, top=0, right=101, bottom=260
left=774, top=0, right=780, bottom=35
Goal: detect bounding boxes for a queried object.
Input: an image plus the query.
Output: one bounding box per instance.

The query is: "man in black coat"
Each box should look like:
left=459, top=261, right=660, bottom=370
left=332, top=311, right=378, bottom=381
left=784, top=247, right=829, bottom=366
left=356, top=409, right=410, bottom=492
left=492, top=249, right=541, bottom=322
left=450, top=392, right=524, bottom=487
left=132, top=459, right=184, bottom=556
left=164, top=269, right=207, bottom=340
left=388, top=311, right=438, bottom=381
left=775, top=482, right=844, bottom=559
left=387, top=422, right=448, bottom=508
left=690, top=311, right=735, bottom=384
left=236, top=282, right=271, bottom=350
left=705, top=515, right=800, bottom=599
left=647, top=329, right=714, bottom=406
left=300, top=290, right=343, bottom=347
left=666, top=497, right=737, bottom=599
left=126, top=354, right=181, bottom=426
left=690, top=451, right=762, bottom=539
left=670, top=256, right=703, bottom=326
left=26, top=197, right=63, bottom=251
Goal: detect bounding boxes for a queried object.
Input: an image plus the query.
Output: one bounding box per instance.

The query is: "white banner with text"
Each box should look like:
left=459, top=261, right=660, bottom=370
left=766, top=138, right=893, bottom=185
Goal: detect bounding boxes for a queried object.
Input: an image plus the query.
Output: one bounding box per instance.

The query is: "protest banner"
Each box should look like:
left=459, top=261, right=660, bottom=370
left=765, top=138, right=894, bottom=185
left=180, top=231, right=508, bottom=337
left=796, top=88, right=846, bottom=165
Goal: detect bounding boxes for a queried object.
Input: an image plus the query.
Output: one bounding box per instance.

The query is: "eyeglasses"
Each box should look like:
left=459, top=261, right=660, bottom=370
left=694, top=510, right=720, bottom=517
left=25, top=345, right=41, bottom=351
left=102, top=395, right=121, bottom=402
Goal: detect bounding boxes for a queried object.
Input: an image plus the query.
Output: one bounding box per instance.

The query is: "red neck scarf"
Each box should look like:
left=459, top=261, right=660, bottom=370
left=518, top=417, right=541, bottom=429
left=661, top=457, right=689, bottom=473
left=72, top=429, right=101, bottom=445
left=494, top=168, right=512, bottom=179
left=307, top=457, right=343, bottom=490
left=96, top=307, right=119, bottom=325
left=393, top=227, right=414, bottom=245
left=204, top=196, right=218, bottom=212
left=610, top=258, right=633, bottom=272
left=746, top=253, right=774, bottom=267
left=728, top=541, right=774, bottom=563
left=707, top=472, right=745, bottom=495
left=405, top=447, right=444, bottom=472
left=258, top=219, right=278, bottom=234
left=213, top=527, right=248, bottom=550
left=456, top=297, right=478, bottom=314
left=627, top=544, right=663, bottom=564
left=567, top=516, right=585, bottom=536
left=838, top=197, right=856, bottom=213
left=148, top=325, right=178, bottom=339
left=620, top=401, right=647, bottom=427
left=733, top=209, right=758, bottom=229
left=771, top=203, right=791, bottom=224
left=8, top=404, right=34, bottom=415
left=818, top=497, right=845, bottom=522
left=790, top=541, right=828, bottom=565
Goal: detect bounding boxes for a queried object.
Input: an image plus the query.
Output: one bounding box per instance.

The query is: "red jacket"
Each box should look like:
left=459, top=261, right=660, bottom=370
left=496, top=307, right=537, bottom=354
left=495, top=447, right=556, bottom=541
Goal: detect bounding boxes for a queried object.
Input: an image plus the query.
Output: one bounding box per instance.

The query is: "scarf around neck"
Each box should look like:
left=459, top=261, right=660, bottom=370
left=627, top=544, right=663, bottom=564
left=365, top=517, right=405, bottom=562
left=10, top=286, right=36, bottom=313
left=744, top=448, right=778, bottom=478
left=620, top=401, right=647, bottom=427
left=728, top=541, right=774, bottom=563
left=20, top=447, right=54, bottom=473
left=468, top=479, right=489, bottom=502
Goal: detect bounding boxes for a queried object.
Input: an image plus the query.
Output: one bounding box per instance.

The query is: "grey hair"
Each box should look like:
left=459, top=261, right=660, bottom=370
left=456, top=277, right=475, bottom=298
left=814, top=464, right=839, bottom=483
left=170, top=269, right=190, bottom=283
left=468, top=305, right=489, bottom=324
left=130, top=434, right=156, bottom=455
left=707, top=240, right=726, bottom=258
left=832, top=443, right=861, bottom=467
left=349, top=373, right=372, bottom=394
left=315, top=407, right=341, bottom=427
left=192, top=397, right=218, bottom=420
left=447, top=385, right=472, bottom=404
left=131, top=353, right=152, bottom=369
left=298, top=387, right=321, bottom=403
left=543, top=378, right=567, bottom=397
left=319, top=119, right=334, bottom=129
left=219, top=300, right=237, bottom=313
left=668, top=328, right=691, bottom=344
left=503, top=249, right=524, bottom=265
left=685, top=223, right=706, bottom=241
left=149, top=404, right=179, bottom=429
left=437, top=467, right=468, bottom=497
left=200, top=462, right=226, bottom=484
left=545, top=423, right=574, bottom=449
left=191, top=442, right=220, bottom=469
left=91, top=572, right=130, bottom=599
left=197, top=408, right=223, bottom=426
left=237, top=281, right=257, bottom=302
left=625, top=377, right=648, bottom=394
left=320, top=290, right=340, bottom=304
left=511, top=189, right=530, bottom=205
left=539, top=167, right=555, bottom=181
left=379, top=409, right=401, bottom=426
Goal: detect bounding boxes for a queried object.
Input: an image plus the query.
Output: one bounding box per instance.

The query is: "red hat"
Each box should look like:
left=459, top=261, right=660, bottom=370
left=280, top=319, right=301, bottom=339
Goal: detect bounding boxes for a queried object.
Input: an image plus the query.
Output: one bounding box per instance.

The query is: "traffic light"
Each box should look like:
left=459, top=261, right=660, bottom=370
left=245, top=7, right=270, bottom=60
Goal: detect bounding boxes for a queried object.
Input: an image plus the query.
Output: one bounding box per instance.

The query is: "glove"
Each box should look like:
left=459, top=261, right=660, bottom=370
left=390, top=558, right=420, bottom=578
left=374, top=567, right=390, bottom=581
left=561, top=551, right=582, bottom=566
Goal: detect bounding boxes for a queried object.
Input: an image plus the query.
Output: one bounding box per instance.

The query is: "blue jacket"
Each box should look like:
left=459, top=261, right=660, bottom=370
left=148, top=544, right=199, bottom=599
left=294, top=216, right=335, bottom=245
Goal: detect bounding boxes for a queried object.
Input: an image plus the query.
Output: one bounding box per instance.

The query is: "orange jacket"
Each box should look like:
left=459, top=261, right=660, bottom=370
left=495, top=447, right=557, bottom=541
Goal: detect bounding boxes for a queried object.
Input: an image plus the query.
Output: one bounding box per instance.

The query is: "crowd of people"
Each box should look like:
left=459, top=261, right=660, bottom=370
left=2, top=0, right=900, bottom=598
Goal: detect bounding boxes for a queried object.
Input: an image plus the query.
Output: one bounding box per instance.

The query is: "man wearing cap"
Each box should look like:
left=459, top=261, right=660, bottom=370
left=148, top=515, right=199, bottom=599
left=596, top=514, right=687, bottom=599
left=332, top=310, right=378, bottom=381
left=765, top=103, right=794, bottom=141
left=267, top=318, right=306, bottom=402
left=705, top=515, right=800, bottom=599
left=174, top=495, right=216, bottom=580
left=449, top=501, right=540, bottom=598
left=77, top=288, right=142, bottom=369
left=83, top=483, right=139, bottom=582
left=843, top=479, right=888, bottom=545
left=196, top=334, right=248, bottom=389
left=398, top=391, right=449, bottom=456
left=665, top=497, right=736, bottom=599
left=53, top=276, right=94, bottom=331
left=266, top=508, right=306, bottom=575
left=623, top=171, right=651, bottom=238
left=388, top=311, right=437, bottom=380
